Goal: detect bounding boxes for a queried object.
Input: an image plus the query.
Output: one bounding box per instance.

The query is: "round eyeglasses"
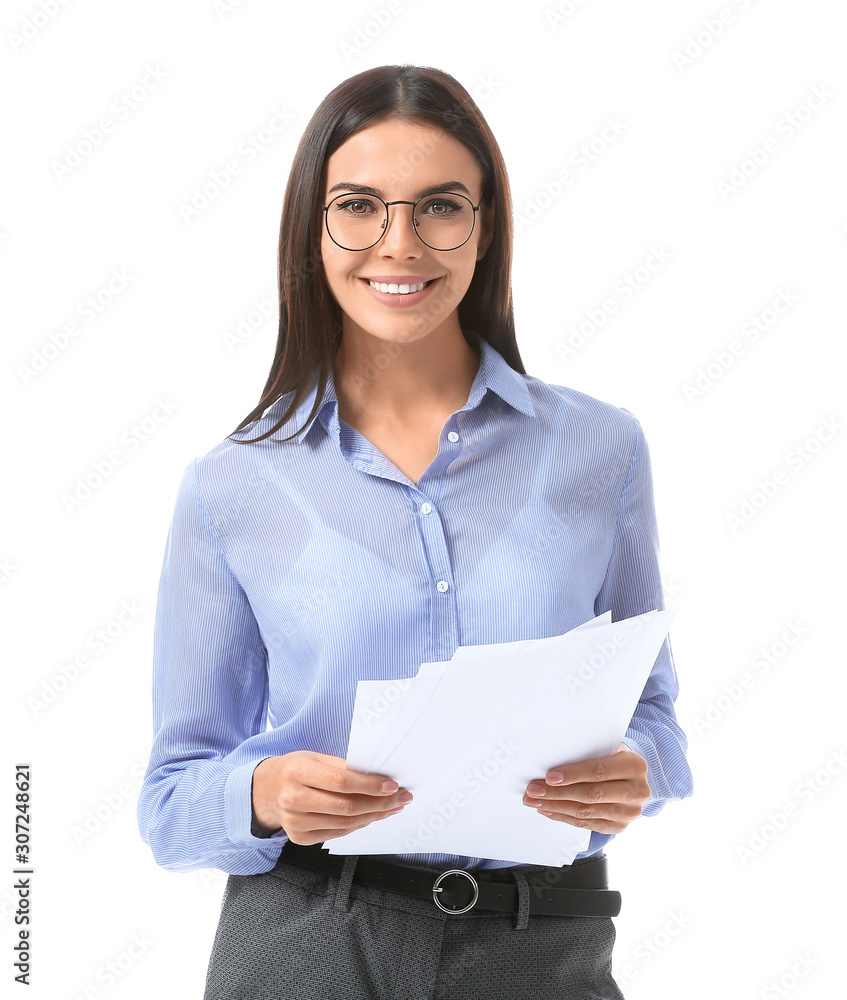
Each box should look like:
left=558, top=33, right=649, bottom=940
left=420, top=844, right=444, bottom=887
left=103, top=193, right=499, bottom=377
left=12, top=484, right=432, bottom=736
left=322, top=191, right=481, bottom=252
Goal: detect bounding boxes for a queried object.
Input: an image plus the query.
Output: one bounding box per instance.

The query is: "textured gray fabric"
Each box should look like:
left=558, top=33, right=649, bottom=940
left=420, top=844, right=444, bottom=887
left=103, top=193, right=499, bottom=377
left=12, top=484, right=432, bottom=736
left=203, top=855, right=625, bottom=999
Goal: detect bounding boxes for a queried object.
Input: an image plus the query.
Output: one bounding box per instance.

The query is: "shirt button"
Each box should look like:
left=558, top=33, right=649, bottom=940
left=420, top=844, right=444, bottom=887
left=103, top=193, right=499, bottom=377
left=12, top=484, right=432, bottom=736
left=421, top=503, right=432, bottom=515
left=447, top=431, right=459, bottom=443
left=436, top=580, right=449, bottom=593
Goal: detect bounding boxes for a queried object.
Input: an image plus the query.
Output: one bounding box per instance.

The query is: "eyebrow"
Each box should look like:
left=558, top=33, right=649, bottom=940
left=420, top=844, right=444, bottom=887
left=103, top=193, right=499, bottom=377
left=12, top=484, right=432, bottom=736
left=326, top=180, right=472, bottom=199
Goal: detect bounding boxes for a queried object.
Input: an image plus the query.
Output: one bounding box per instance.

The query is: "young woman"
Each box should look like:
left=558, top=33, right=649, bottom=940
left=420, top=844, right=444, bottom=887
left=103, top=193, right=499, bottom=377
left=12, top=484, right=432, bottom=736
left=138, top=64, right=693, bottom=1000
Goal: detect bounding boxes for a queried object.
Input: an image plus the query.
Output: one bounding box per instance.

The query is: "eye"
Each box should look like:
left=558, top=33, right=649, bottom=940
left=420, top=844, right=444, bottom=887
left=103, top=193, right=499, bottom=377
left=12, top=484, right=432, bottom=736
left=335, top=198, right=377, bottom=215
left=420, top=198, right=464, bottom=217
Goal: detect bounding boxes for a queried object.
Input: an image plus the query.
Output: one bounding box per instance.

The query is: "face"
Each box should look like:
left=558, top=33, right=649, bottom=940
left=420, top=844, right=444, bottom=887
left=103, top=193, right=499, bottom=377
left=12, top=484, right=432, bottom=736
left=319, top=117, right=494, bottom=349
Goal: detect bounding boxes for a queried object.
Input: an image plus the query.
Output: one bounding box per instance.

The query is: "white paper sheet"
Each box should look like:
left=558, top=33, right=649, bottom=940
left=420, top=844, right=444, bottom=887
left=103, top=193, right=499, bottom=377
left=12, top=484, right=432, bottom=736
left=327, top=608, right=677, bottom=866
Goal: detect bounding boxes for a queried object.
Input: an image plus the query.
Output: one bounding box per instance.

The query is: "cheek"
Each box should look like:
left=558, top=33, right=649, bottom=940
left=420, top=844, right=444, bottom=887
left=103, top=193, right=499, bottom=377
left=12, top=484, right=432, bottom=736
left=447, top=258, right=479, bottom=297
left=319, top=243, right=347, bottom=294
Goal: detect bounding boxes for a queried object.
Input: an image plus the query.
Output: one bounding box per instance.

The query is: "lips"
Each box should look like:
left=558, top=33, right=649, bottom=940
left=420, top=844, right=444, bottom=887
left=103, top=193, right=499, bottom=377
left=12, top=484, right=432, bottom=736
left=359, top=275, right=442, bottom=306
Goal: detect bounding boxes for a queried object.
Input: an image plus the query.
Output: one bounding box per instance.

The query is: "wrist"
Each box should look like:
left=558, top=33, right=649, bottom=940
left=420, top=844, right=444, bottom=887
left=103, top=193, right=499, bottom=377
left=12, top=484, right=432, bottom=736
left=251, top=757, right=283, bottom=837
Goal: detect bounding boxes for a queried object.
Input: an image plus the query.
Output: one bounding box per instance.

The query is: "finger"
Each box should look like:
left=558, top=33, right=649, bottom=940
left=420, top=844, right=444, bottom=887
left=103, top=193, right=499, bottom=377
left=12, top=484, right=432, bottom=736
left=301, top=756, right=408, bottom=800
left=537, top=812, right=634, bottom=835
left=329, top=802, right=409, bottom=831
left=295, top=804, right=408, bottom=844
left=524, top=778, right=644, bottom=805
left=293, top=785, right=412, bottom=821
left=544, top=751, right=643, bottom=787
left=536, top=799, right=644, bottom=834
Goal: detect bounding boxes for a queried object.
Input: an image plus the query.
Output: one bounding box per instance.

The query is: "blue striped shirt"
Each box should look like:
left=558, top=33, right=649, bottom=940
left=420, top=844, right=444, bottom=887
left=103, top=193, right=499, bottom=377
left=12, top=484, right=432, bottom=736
left=137, top=336, right=692, bottom=874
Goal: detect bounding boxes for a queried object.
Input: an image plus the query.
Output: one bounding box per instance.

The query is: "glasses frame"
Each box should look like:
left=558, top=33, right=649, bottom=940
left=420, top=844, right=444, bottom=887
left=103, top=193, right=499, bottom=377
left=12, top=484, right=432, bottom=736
left=322, top=190, right=481, bottom=252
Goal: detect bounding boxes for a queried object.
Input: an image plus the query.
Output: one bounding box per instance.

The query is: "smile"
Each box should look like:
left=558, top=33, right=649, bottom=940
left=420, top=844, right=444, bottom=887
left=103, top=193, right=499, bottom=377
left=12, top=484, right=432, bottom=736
left=367, top=279, right=435, bottom=294
left=359, top=276, right=442, bottom=308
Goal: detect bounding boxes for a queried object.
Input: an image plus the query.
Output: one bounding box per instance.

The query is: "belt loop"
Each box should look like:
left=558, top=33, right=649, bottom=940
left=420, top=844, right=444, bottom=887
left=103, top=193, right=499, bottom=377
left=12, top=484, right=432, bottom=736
left=510, top=869, right=530, bottom=930
left=334, top=854, right=359, bottom=912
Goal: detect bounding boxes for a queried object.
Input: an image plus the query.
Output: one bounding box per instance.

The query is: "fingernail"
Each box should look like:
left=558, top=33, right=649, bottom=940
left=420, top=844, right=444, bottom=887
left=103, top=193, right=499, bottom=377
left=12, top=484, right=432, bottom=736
left=382, top=780, right=398, bottom=793
left=398, top=792, right=413, bottom=804
left=547, top=772, right=563, bottom=784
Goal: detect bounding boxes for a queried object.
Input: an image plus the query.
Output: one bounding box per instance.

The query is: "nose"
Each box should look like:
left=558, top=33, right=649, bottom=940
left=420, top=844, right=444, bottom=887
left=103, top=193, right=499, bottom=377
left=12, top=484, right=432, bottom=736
left=378, top=202, right=422, bottom=257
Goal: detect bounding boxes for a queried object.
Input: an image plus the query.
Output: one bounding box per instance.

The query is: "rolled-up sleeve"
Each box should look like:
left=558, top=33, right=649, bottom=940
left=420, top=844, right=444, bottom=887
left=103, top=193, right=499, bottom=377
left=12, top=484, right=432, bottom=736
left=136, top=459, right=289, bottom=873
left=594, top=412, right=694, bottom=814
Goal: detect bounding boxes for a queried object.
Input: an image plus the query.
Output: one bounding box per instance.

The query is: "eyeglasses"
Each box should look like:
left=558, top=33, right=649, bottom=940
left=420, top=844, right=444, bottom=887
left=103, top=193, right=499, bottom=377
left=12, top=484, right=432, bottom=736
left=322, top=191, right=481, bottom=252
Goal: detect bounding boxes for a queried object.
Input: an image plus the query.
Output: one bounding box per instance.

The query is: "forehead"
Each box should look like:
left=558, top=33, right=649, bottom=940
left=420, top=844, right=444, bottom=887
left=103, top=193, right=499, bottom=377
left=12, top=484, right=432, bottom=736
left=322, top=118, right=482, bottom=196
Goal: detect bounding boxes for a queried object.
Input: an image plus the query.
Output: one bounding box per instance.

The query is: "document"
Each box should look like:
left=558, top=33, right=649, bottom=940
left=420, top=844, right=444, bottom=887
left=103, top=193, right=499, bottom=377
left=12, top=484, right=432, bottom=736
left=326, top=608, right=678, bottom=866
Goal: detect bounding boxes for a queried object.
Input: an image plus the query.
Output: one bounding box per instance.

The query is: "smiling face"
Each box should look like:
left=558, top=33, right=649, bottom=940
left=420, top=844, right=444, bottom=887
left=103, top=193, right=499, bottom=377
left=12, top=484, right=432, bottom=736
left=320, top=117, right=494, bottom=349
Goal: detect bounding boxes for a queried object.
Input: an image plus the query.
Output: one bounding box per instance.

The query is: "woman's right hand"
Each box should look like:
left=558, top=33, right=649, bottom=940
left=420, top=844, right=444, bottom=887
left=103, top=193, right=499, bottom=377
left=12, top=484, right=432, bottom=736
left=251, top=750, right=414, bottom=845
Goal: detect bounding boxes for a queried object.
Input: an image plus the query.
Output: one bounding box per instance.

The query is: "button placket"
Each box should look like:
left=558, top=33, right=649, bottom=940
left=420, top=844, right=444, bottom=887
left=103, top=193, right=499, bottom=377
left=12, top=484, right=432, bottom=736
left=412, top=490, right=457, bottom=663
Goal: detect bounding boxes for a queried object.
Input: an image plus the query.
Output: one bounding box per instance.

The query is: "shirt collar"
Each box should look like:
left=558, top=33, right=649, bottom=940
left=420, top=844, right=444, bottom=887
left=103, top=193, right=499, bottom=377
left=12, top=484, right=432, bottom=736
left=289, top=336, right=535, bottom=444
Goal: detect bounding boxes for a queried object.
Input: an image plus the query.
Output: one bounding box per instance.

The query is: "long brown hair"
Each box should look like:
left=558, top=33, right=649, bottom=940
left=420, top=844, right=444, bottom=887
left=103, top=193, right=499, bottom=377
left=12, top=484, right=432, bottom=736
left=228, top=64, right=525, bottom=445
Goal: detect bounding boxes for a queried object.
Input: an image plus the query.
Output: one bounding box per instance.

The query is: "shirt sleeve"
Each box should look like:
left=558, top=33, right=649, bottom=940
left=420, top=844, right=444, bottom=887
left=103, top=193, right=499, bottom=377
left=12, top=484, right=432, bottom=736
left=594, top=411, right=694, bottom=815
left=136, top=458, right=290, bottom=873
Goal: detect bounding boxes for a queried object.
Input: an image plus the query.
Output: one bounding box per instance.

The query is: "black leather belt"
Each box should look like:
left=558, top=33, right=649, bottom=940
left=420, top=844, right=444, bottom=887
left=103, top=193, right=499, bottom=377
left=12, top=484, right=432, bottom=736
left=274, top=841, right=621, bottom=918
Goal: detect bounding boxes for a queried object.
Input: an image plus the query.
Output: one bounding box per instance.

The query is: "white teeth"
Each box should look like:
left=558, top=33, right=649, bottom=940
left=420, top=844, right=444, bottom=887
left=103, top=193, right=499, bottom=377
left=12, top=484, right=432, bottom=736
left=368, top=280, right=430, bottom=294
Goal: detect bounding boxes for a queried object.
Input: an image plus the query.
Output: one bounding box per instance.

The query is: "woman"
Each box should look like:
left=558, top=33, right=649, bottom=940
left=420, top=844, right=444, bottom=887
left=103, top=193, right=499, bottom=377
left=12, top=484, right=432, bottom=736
left=137, top=64, right=693, bottom=1000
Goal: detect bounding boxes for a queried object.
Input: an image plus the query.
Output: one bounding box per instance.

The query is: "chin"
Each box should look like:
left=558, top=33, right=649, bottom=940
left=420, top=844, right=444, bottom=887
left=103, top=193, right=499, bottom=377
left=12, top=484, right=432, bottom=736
left=348, top=319, right=436, bottom=343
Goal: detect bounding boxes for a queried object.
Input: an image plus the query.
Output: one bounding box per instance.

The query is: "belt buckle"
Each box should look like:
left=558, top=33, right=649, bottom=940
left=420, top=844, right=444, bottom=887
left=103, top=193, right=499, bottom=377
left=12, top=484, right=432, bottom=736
left=432, top=869, right=479, bottom=914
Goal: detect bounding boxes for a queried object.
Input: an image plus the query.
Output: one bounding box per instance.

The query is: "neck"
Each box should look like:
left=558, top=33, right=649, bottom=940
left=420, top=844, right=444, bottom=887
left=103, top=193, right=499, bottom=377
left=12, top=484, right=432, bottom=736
left=332, top=327, right=481, bottom=426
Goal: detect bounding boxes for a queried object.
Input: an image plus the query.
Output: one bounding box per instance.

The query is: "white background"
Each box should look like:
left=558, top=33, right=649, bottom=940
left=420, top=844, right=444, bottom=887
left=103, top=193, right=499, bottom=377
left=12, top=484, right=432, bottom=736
left=3, top=1, right=845, bottom=997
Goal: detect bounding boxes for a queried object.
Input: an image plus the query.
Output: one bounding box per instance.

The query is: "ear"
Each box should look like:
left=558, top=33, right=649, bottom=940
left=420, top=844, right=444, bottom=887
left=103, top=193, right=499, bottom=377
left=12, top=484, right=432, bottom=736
left=476, top=198, right=495, bottom=260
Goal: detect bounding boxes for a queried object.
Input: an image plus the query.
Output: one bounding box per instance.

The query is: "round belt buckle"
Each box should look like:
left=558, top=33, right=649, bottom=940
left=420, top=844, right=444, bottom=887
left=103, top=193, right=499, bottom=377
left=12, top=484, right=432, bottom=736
left=432, top=869, right=479, bottom=914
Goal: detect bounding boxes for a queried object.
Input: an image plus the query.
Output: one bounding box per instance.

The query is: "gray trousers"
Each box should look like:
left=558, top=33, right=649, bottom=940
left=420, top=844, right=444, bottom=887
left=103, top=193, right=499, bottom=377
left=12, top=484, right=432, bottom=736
left=203, top=852, right=625, bottom=1000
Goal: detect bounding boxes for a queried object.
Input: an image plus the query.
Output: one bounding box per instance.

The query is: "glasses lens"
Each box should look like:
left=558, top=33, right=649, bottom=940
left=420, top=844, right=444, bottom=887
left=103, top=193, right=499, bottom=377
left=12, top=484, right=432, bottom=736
left=414, top=193, right=475, bottom=250
left=325, top=192, right=476, bottom=250
left=325, top=195, right=387, bottom=251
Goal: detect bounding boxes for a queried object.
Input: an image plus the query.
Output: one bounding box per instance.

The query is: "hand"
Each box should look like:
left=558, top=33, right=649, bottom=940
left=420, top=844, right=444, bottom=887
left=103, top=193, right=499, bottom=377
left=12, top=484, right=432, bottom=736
left=522, top=745, right=650, bottom=834
left=251, top=751, right=413, bottom=846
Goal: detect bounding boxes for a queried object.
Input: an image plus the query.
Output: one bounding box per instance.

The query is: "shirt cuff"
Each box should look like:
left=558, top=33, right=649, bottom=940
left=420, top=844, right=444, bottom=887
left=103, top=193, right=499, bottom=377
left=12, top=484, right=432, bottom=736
left=225, top=759, right=288, bottom=846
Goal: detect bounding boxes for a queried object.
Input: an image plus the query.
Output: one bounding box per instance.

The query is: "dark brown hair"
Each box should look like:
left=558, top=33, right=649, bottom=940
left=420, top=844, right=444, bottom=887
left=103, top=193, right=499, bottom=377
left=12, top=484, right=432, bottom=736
left=228, top=63, right=525, bottom=445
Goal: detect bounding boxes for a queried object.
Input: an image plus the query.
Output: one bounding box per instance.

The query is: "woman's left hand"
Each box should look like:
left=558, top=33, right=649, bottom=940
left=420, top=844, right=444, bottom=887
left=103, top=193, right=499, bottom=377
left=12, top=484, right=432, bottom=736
left=523, top=745, right=651, bottom=834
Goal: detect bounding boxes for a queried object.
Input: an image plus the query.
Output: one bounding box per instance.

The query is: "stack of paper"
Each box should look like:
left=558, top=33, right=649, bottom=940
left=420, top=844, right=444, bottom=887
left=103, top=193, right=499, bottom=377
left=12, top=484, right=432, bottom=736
left=326, top=608, right=678, bottom=866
